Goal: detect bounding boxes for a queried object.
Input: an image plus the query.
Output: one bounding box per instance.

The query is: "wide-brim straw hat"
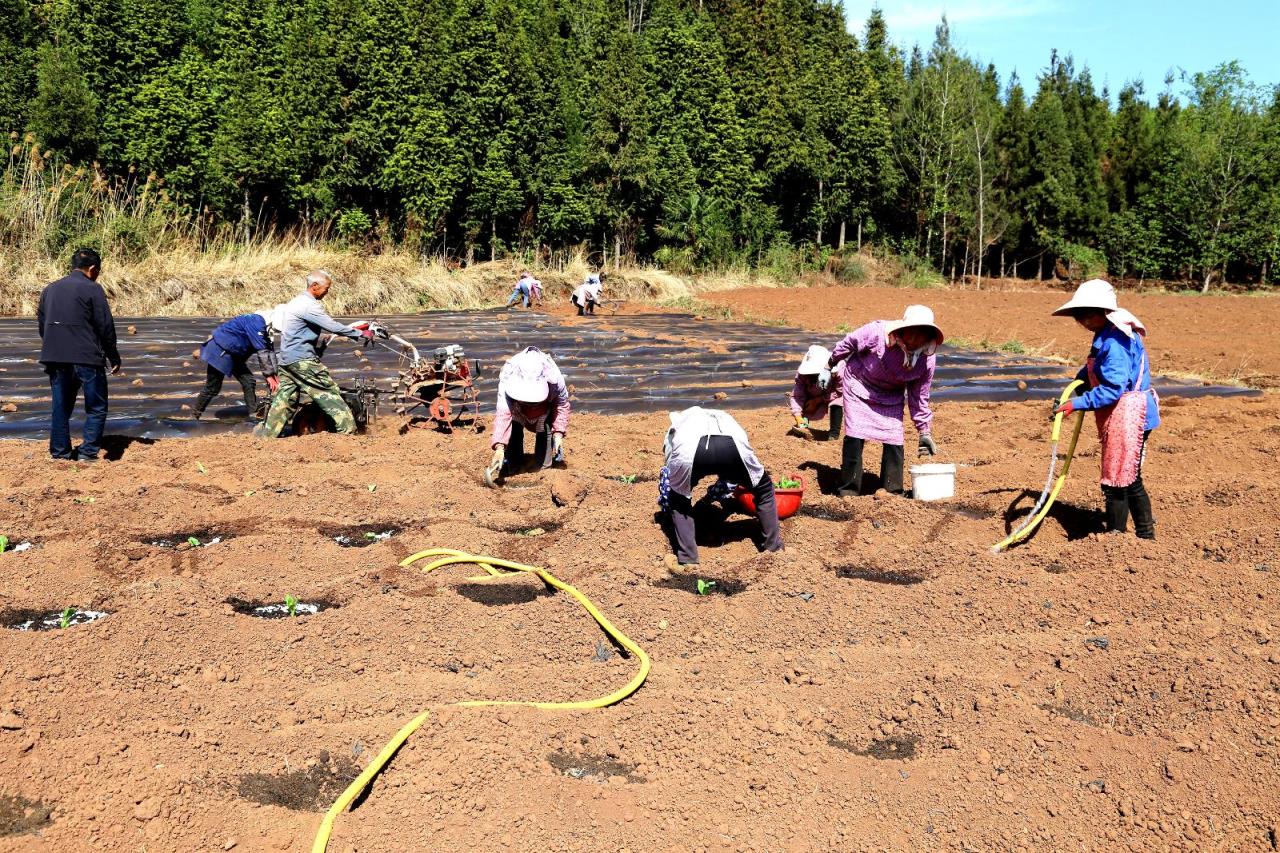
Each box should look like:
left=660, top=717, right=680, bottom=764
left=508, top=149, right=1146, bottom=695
left=884, top=304, right=944, bottom=346
left=798, top=344, right=831, bottom=375
left=1052, top=279, right=1119, bottom=316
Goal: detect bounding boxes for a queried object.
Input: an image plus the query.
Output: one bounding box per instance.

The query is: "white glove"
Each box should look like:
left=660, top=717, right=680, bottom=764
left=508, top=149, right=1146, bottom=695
left=553, top=433, right=564, bottom=454
left=817, top=367, right=832, bottom=391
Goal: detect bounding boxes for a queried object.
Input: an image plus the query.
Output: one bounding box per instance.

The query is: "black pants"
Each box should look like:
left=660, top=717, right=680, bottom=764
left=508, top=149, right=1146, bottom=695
left=1101, top=430, right=1155, bottom=538
left=572, top=295, right=597, bottom=316
left=838, top=436, right=904, bottom=496
left=194, top=363, right=257, bottom=419
left=668, top=435, right=783, bottom=565
left=507, top=422, right=556, bottom=470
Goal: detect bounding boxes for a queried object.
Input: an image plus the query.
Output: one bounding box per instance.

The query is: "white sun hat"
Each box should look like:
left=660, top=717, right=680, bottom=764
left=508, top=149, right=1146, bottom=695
left=502, top=347, right=554, bottom=403
left=884, top=304, right=944, bottom=345
left=798, top=344, right=831, bottom=375
left=1052, top=278, right=1119, bottom=316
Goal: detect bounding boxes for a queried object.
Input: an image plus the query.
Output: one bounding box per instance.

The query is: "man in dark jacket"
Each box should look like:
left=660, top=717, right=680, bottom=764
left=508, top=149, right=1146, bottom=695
left=37, top=248, right=121, bottom=461
left=193, top=310, right=280, bottom=421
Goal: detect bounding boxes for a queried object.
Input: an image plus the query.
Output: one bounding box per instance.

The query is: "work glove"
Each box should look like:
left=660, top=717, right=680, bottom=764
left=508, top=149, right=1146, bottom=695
left=1049, top=400, right=1076, bottom=421
left=918, top=434, right=938, bottom=457
left=793, top=414, right=808, bottom=429
left=266, top=375, right=280, bottom=393
left=552, top=432, right=565, bottom=463
left=817, top=367, right=832, bottom=391
left=489, top=445, right=505, bottom=469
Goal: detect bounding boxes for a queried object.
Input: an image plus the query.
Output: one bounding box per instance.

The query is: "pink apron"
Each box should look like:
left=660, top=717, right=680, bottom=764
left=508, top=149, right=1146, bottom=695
left=1087, top=357, right=1149, bottom=488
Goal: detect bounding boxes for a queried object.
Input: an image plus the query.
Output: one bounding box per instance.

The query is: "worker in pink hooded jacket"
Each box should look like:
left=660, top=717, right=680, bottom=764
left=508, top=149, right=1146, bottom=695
left=487, top=347, right=570, bottom=479
left=788, top=344, right=843, bottom=436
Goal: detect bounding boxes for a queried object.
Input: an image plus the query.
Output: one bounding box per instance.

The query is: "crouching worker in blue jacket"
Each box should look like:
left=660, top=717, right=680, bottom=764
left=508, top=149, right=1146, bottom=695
left=193, top=309, right=280, bottom=421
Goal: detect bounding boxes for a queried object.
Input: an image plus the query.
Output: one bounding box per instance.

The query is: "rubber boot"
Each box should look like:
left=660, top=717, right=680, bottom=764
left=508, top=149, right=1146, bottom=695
left=880, top=444, right=905, bottom=495
left=828, top=405, right=843, bottom=439
left=1102, top=485, right=1129, bottom=533
left=837, top=436, right=864, bottom=497
left=1128, top=478, right=1155, bottom=540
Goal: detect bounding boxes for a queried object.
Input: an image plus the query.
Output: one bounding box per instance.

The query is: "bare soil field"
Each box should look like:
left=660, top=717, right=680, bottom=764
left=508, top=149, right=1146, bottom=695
left=703, top=286, right=1280, bottom=388
left=1, top=377, right=1278, bottom=850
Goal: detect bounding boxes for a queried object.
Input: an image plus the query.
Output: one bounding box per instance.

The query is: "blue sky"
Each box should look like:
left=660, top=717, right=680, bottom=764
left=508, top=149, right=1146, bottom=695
left=841, top=1, right=1280, bottom=101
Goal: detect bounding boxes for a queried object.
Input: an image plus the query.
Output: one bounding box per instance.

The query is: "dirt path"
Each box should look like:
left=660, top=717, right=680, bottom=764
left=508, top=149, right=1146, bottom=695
left=703, top=287, right=1280, bottom=387
left=1, top=389, right=1278, bottom=851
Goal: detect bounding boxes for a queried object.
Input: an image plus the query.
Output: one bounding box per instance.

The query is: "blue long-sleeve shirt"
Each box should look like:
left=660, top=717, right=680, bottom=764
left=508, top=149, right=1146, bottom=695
left=1073, top=324, right=1160, bottom=432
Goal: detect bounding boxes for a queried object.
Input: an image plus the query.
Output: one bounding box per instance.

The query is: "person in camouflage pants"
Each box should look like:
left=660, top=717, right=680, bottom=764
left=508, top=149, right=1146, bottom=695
left=256, top=359, right=355, bottom=437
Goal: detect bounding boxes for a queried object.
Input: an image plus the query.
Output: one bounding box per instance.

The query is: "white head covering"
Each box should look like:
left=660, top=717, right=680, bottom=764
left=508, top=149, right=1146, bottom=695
left=798, top=345, right=831, bottom=375
left=884, top=304, right=944, bottom=345
left=1052, top=279, right=1145, bottom=336
left=500, top=347, right=559, bottom=403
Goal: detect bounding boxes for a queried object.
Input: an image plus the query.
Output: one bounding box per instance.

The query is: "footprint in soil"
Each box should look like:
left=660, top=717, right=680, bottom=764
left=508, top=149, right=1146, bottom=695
left=827, top=733, right=919, bottom=760
left=0, top=793, right=52, bottom=837
left=237, top=752, right=361, bottom=811
left=834, top=565, right=925, bottom=586
left=653, top=572, right=748, bottom=596
left=546, top=750, right=646, bottom=783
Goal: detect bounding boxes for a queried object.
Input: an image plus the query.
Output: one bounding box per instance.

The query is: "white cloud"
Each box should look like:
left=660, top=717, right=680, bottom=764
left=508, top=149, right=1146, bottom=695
left=844, top=0, right=1056, bottom=45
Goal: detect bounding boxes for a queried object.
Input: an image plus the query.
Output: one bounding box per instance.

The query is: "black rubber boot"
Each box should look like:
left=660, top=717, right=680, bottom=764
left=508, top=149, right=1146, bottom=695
left=1128, top=478, right=1155, bottom=539
left=838, top=436, right=865, bottom=497
left=880, top=443, right=905, bottom=495
left=1102, top=485, right=1130, bottom=533
left=828, top=405, right=843, bottom=439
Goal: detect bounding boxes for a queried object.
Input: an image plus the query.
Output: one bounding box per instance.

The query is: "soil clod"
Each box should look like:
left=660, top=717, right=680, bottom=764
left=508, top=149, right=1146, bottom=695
left=0, top=793, right=52, bottom=837
left=237, top=753, right=361, bottom=811
left=546, top=750, right=646, bottom=783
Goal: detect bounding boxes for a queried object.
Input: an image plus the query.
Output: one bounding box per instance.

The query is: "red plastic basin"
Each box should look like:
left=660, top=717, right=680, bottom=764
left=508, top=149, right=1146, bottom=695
left=735, top=475, right=804, bottom=520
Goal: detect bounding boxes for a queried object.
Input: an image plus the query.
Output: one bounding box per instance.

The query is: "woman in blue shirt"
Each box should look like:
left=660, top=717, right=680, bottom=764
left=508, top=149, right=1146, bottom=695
left=1051, top=279, right=1159, bottom=539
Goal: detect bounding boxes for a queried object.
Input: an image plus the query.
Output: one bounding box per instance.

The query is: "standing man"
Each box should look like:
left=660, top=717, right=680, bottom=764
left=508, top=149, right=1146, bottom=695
left=37, top=248, right=121, bottom=461
left=256, top=270, right=372, bottom=438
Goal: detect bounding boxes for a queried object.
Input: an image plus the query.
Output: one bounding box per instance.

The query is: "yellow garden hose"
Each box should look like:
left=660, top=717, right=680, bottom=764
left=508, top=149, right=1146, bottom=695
left=991, top=380, right=1086, bottom=553
left=311, top=548, right=651, bottom=852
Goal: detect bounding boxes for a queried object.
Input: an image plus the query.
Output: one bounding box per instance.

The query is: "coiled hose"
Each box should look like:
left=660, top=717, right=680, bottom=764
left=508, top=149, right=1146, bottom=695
left=311, top=548, right=651, bottom=852
left=991, top=380, right=1085, bottom=553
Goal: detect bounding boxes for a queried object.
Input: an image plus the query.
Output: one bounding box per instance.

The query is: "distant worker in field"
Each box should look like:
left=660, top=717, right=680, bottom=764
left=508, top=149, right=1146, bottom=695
left=505, top=271, right=543, bottom=309
left=658, top=407, right=784, bottom=565
left=256, top=270, right=373, bottom=438
left=1050, top=279, right=1159, bottom=539
left=571, top=271, right=604, bottom=315
left=823, top=304, right=941, bottom=496
left=788, top=344, right=843, bottom=437
left=485, top=347, right=570, bottom=483
left=37, top=247, right=121, bottom=461
left=192, top=309, right=280, bottom=422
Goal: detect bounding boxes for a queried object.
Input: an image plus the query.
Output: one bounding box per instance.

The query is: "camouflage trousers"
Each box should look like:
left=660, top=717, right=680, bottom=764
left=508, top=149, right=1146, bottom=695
left=256, top=360, right=355, bottom=437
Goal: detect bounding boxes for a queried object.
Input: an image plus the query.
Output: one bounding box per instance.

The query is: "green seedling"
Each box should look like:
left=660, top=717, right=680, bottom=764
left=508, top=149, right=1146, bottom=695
left=364, top=531, right=378, bottom=540
left=618, top=474, right=637, bottom=484
left=195, top=461, right=207, bottom=475
left=59, top=606, right=75, bottom=629
left=696, top=578, right=716, bottom=595
left=73, top=496, right=96, bottom=504
left=523, top=527, right=546, bottom=537
left=285, top=595, right=299, bottom=617
left=367, top=484, right=376, bottom=493
left=777, top=478, right=801, bottom=489
left=0, top=535, right=7, bottom=554
left=187, top=536, right=200, bottom=547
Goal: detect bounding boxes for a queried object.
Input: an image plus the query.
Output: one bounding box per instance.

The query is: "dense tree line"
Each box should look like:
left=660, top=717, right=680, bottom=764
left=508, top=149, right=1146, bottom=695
left=1, top=0, right=1277, bottom=287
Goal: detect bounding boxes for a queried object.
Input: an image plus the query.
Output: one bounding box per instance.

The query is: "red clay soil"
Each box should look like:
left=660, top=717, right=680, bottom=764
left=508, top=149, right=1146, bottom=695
left=1, top=386, right=1278, bottom=851
left=704, top=286, right=1280, bottom=387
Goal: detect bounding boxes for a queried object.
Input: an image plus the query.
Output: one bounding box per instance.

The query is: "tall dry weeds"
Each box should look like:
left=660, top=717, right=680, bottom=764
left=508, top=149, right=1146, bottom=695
left=0, top=138, right=789, bottom=317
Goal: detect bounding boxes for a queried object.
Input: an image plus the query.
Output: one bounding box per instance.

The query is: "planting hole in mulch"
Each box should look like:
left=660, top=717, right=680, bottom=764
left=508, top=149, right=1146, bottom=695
left=546, top=750, right=646, bottom=783
left=226, top=597, right=338, bottom=619
left=144, top=529, right=231, bottom=548
left=0, top=793, right=52, bottom=837
left=237, top=751, right=361, bottom=811
left=2, top=607, right=109, bottom=631
left=835, top=566, right=924, bottom=586
left=323, top=524, right=402, bottom=548
left=0, top=539, right=35, bottom=555
left=797, top=504, right=857, bottom=521
left=653, top=572, right=748, bottom=596
left=455, top=581, right=553, bottom=606
left=827, top=733, right=919, bottom=760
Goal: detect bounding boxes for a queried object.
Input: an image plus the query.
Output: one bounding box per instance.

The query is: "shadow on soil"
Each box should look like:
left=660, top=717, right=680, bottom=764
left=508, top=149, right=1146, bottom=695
left=0, top=793, right=52, bottom=837
left=237, top=752, right=361, bottom=811
left=991, top=488, right=1106, bottom=542
left=455, top=581, right=553, bottom=606
left=546, top=750, right=646, bottom=783
left=100, top=435, right=157, bottom=462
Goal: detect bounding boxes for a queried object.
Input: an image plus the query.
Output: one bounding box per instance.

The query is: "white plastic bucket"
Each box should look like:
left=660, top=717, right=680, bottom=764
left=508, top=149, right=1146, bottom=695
left=910, top=463, right=956, bottom=501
